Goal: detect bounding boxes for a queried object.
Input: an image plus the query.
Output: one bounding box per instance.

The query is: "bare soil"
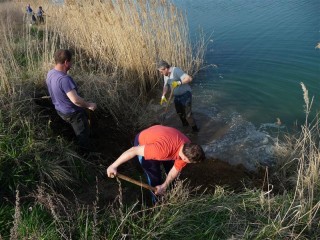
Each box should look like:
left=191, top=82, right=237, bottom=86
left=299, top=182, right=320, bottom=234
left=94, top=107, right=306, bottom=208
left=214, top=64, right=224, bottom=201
left=42, top=100, right=266, bottom=206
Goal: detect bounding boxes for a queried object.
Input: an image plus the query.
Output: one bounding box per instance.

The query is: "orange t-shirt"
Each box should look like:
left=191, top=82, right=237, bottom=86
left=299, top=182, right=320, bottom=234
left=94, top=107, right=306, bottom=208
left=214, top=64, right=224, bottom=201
left=139, top=125, right=190, bottom=171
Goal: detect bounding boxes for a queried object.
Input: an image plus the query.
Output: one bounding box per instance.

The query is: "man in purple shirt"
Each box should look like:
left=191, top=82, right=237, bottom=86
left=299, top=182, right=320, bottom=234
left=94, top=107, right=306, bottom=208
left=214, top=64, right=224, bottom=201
left=46, top=49, right=97, bottom=150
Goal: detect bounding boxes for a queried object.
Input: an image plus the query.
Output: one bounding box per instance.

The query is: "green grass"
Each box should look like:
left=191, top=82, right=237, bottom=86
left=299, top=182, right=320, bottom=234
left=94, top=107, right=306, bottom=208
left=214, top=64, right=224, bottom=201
left=0, top=203, right=59, bottom=239
left=15, top=205, right=58, bottom=239
left=0, top=1, right=319, bottom=239
left=0, top=204, right=14, bottom=237
left=0, top=108, right=92, bottom=194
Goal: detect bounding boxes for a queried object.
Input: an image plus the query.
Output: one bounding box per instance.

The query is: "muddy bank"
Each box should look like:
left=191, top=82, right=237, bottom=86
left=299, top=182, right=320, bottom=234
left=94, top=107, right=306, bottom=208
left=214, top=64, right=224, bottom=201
left=152, top=103, right=277, bottom=172
left=39, top=98, right=268, bottom=205
left=87, top=106, right=267, bottom=204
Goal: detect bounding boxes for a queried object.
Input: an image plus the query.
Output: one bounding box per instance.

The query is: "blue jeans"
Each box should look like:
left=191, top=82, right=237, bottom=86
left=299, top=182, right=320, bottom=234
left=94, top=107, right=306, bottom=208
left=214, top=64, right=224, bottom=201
left=174, top=91, right=196, bottom=127
left=134, top=134, right=174, bottom=202
left=57, top=110, right=90, bottom=149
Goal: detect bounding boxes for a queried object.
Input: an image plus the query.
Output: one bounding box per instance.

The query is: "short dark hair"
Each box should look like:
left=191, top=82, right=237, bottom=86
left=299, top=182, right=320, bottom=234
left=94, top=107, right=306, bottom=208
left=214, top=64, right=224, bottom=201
left=54, top=49, right=72, bottom=64
left=157, top=60, right=170, bottom=69
left=182, top=143, right=205, bottom=163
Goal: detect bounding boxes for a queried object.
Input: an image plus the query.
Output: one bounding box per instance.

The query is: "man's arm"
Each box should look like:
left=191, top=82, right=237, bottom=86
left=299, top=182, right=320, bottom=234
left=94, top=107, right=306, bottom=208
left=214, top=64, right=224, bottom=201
left=106, top=145, right=145, bottom=177
left=66, top=89, right=97, bottom=111
left=155, top=166, right=180, bottom=195
left=180, top=74, right=192, bottom=84
left=173, top=67, right=192, bottom=85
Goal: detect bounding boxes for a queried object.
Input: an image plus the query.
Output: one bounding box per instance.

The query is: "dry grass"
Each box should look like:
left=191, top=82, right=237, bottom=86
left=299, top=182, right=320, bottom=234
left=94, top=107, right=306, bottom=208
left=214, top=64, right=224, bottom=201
left=271, top=83, right=320, bottom=238
left=0, top=2, right=23, bottom=94
left=9, top=190, right=21, bottom=240
left=44, top=0, right=204, bottom=93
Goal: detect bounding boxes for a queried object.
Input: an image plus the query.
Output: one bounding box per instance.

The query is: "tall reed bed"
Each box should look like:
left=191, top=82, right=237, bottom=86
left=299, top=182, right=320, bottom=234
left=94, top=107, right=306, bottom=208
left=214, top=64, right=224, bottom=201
left=272, top=83, right=320, bottom=238
left=0, top=2, right=23, bottom=95
left=264, top=83, right=320, bottom=238
left=46, top=0, right=205, bottom=93
left=0, top=0, right=58, bottom=95
left=34, top=0, right=205, bottom=130
left=4, top=0, right=205, bottom=131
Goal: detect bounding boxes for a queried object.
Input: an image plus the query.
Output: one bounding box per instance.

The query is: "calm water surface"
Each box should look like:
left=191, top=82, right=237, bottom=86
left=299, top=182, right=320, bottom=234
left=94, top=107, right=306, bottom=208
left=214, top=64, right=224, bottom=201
left=174, top=0, right=320, bottom=129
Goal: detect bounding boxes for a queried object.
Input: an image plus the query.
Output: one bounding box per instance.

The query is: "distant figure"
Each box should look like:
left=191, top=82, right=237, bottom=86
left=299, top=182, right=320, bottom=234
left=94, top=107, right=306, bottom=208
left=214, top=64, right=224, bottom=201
left=26, top=4, right=33, bottom=14
left=26, top=4, right=33, bottom=24
left=46, top=49, right=97, bottom=151
left=37, top=6, right=45, bottom=24
left=31, top=14, right=37, bottom=25
left=157, top=60, right=199, bottom=132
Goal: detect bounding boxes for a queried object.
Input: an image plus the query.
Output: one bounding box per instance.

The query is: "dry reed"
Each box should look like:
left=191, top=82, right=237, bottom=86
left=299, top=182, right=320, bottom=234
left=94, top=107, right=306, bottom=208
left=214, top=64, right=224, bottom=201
left=272, top=83, right=320, bottom=238
left=44, top=0, right=204, bottom=93
left=9, top=190, right=21, bottom=240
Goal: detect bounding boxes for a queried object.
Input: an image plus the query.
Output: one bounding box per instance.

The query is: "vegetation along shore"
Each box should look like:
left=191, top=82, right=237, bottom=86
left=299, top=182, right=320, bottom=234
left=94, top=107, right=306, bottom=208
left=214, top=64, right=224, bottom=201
left=0, top=0, right=319, bottom=239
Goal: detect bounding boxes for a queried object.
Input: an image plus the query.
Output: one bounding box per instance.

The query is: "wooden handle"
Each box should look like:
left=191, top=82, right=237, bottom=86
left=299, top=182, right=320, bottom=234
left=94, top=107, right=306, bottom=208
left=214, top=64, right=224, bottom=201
left=116, top=173, right=156, bottom=192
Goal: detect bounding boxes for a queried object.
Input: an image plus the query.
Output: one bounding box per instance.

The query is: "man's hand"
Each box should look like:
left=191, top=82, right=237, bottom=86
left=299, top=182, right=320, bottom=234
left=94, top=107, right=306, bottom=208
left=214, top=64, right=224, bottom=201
left=87, top=102, right=97, bottom=111
left=106, top=165, right=117, bottom=178
left=171, top=80, right=181, bottom=89
left=155, top=167, right=179, bottom=195
left=155, top=184, right=166, bottom=195
left=160, top=95, right=167, bottom=105
left=66, top=90, right=97, bottom=110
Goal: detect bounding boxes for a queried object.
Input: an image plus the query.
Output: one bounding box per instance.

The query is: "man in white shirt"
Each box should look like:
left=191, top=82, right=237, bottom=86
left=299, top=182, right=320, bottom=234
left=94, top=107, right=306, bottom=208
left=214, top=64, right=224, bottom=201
left=158, top=60, right=199, bottom=132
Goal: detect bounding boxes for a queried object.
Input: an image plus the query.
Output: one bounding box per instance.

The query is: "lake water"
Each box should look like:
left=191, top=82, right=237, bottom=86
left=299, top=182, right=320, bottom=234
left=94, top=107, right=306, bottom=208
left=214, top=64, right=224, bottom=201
left=174, top=0, right=320, bottom=129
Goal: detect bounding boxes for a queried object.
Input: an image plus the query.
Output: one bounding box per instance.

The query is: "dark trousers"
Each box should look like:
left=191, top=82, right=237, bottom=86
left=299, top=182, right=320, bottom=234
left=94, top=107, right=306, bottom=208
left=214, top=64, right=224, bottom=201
left=37, top=15, right=44, bottom=23
left=57, top=110, right=90, bottom=149
left=134, top=134, right=174, bottom=202
left=174, top=91, right=196, bottom=127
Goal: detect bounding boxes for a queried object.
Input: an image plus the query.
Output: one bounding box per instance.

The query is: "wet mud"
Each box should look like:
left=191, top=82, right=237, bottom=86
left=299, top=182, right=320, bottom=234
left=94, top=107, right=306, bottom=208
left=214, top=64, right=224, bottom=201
left=158, top=105, right=265, bottom=193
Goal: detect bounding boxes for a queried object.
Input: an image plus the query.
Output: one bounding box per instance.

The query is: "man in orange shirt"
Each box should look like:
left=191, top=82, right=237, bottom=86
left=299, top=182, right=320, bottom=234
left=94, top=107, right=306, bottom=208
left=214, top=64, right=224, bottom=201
left=106, top=125, right=205, bottom=197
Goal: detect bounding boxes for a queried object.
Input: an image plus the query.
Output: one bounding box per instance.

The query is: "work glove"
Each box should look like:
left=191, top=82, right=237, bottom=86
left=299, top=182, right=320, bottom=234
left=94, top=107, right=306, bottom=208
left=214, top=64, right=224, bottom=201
left=160, top=95, right=167, bottom=105
left=171, top=80, right=182, bottom=89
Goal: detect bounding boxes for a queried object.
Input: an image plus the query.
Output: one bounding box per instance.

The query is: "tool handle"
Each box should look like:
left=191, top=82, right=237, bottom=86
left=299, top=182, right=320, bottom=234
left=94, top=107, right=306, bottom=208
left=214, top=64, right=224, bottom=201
left=164, top=87, right=174, bottom=114
left=161, top=87, right=174, bottom=124
left=116, top=173, right=156, bottom=192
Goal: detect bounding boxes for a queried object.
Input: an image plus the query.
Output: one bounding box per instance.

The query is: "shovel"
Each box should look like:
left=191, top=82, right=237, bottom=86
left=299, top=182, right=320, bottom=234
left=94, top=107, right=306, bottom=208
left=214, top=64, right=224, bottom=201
left=160, top=87, right=174, bottom=124
left=111, top=173, right=156, bottom=192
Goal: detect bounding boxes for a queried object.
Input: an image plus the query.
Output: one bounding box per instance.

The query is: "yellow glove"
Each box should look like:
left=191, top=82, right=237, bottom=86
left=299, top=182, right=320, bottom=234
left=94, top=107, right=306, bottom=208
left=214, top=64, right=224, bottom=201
left=171, top=80, right=182, bottom=89
left=160, top=95, right=167, bottom=105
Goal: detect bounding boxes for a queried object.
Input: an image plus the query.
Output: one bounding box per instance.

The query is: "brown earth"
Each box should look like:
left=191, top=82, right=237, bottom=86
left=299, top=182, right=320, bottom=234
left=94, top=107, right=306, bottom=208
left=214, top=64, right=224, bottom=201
left=43, top=101, right=266, bottom=206
left=77, top=106, right=266, bottom=206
